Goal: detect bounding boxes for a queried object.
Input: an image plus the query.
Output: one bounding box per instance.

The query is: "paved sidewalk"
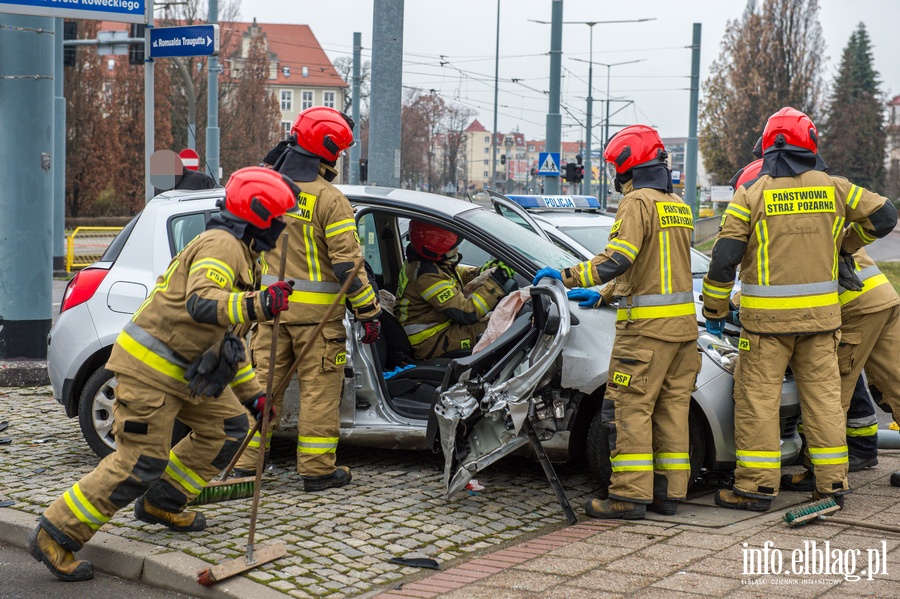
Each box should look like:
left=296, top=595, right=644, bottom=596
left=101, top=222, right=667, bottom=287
left=3, top=384, right=900, bottom=597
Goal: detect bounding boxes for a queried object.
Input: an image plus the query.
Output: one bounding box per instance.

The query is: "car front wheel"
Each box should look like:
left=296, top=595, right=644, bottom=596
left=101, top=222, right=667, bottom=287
left=77, top=366, right=190, bottom=459
left=585, top=407, right=707, bottom=496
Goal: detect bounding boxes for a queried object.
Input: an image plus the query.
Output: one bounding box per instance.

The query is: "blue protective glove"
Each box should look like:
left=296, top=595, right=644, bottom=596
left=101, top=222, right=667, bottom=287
left=533, top=267, right=563, bottom=286
left=705, top=318, right=725, bottom=338
left=567, top=288, right=604, bottom=308
left=729, top=309, right=741, bottom=326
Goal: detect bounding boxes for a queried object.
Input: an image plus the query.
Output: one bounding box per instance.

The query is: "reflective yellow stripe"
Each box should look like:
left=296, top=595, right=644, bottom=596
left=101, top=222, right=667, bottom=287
left=846, top=185, right=862, bottom=210
left=189, top=258, right=235, bottom=288
left=297, top=435, right=339, bottom=455
left=846, top=424, right=878, bottom=437
left=348, top=286, right=375, bottom=308
left=725, top=203, right=750, bottom=223
left=740, top=291, right=838, bottom=310
left=422, top=280, right=455, bottom=300
left=230, top=363, right=255, bottom=387
left=325, top=219, right=357, bottom=238
left=165, top=452, right=205, bottom=494
left=408, top=320, right=451, bottom=345
left=616, top=302, right=695, bottom=321
left=702, top=281, right=731, bottom=300
left=611, top=453, right=654, bottom=472
left=755, top=220, right=769, bottom=286
left=607, top=238, right=638, bottom=261
left=809, top=445, right=848, bottom=465
left=116, top=329, right=187, bottom=382
left=832, top=216, right=845, bottom=280
left=659, top=231, right=672, bottom=294
left=576, top=261, right=595, bottom=287
left=303, top=224, right=321, bottom=281
left=246, top=428, right=273, bottom=450
left=134, top=259, right=179, bottom=319
left=227, top=292, right=246, bottom=324
left=654, top=452, right=691, bottom=470
left=287, top=290, right=341, bottom=305
left=63, top=483, right=109, bottom=530
left=840, top=273, right=889, bottom=305
left=851, top=222, right=876, bottom=244
left=472, top=292, right=489, bottom=316
left=736, top=449, right=781, bottom=469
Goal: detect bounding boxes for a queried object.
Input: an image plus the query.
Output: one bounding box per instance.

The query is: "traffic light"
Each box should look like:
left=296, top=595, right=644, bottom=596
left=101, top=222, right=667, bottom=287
left=564, top=162, right=577, bottom=183
left=63, top=21, right=77, bottom=67
left=129, top=24, right=145, bottom=65
left=500, top=154, right=506, bottom=165
left=575, top=165, right=585, bottom=183
left=530, top=167, right=537, bottom=178
left=576, top=154, right=583, bottom=165
left=359, top=159, right=368, bottom=183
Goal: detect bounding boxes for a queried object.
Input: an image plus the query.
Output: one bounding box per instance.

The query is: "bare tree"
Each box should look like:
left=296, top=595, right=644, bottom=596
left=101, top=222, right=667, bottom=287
left=700, top=0, right=825, bottom=183
left=442, top=103, right=475, bottom=193
left=333, top=55, right=370, bottom=114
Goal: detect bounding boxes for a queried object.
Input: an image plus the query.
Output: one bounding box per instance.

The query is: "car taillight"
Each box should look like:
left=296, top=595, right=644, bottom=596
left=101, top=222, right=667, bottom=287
left=60, top=268, right=109, bottom=314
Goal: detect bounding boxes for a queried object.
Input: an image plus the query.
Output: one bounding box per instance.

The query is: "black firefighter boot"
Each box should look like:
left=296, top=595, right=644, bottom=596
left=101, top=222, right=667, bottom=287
left=134, top=496, right=206, bottom=532
left=303, top=466, right=352, bottom=492
left=27, top=525, right=93, bottom=582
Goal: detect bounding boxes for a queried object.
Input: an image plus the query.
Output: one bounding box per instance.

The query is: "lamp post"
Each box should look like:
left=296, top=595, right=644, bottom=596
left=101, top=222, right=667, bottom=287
left=529, top=18, right=653, bottom=201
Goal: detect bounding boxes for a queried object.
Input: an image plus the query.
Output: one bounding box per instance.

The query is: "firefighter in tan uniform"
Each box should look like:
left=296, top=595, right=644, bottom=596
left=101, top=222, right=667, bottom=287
left=535, top=125, right=700, bottom=520
left=703, top=107, right=897, bottom=511
left=397, top=221, right=517, bottom=359
left=234, top=107, right=381, bottom=491
left=28, top=168, right=297, bottom=581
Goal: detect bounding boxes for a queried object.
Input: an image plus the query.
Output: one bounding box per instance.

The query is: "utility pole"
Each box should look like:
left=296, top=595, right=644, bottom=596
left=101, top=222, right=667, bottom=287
left=206, top=0, right=219, bottom=185
left=172, top=58, right=196, bottom=149
left=0, top=14, right=54, bottom=358
left=349, top=32, right=362, bottom=185
left=684, top=23, right=702, bottom=233
left=544, top=0, right=563, bottom=195
left=53, top=17, right=66, bottom=274
left=369, top=0, right=404, bottom=187
left=490, top=0, right=500, bottom=190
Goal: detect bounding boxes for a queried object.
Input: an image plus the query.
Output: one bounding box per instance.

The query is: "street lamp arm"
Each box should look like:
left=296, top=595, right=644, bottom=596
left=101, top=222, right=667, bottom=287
left=528, top=18, right=656, bottom=25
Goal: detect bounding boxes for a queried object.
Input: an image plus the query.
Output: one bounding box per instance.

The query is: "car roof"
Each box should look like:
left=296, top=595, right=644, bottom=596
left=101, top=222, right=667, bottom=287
left=530, top=211, right=616, bottom=228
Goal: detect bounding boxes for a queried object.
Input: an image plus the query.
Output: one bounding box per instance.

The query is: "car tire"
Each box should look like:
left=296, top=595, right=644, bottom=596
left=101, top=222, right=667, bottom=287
left=78, top=366, right=191, bottom=459
left=586, top=406, right=707, bottom=496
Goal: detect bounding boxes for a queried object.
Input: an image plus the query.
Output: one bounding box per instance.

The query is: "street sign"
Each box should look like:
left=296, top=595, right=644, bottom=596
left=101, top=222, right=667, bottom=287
left=150, top=25, right=219, bottom=59
left=672, top=170, right=682, bottom=184
left=179, top=148, right=200, bottom=171
left=537, top=152, right=560, bottom=177
left=0, top=0, right=148, bottom=23
left=710, top=185, right=735, bottom=202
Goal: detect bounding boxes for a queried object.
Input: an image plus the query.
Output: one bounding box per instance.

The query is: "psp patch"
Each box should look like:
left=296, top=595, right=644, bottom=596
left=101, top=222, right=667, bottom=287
left=612, top=371, right=632, bottom=387
left=460, top=339, right=471, bottom=350
left=436, top=287, right=455, bottom=304
left=610, top=220, right=623, bottom=236
left=738, top=338, right=750, bottom=351
left=335, top=352, right=347, bottom=366
left=206, top=268, right=228, bottom=288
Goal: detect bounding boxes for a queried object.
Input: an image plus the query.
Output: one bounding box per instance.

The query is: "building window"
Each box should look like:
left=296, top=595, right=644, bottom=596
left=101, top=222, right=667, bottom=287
left=484, top=148, right=489, bottom=154
left=280, top=90, right=292, bottom=111
left=528, top=144, right=535, bottom=151
left=484, top=159, right=488, bottom=165
left=302, top=90, right=313, bottom=110
left=281, top=122, right=292, bottom=138
left=323, top=91, right=335, bottom=108
left=484, top=136, right=490, bottom=143
left=483, top=171, right=489, bottom=177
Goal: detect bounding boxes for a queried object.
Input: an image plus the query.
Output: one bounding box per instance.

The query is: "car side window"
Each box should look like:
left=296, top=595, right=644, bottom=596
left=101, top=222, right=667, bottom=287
left=169, top=212, right=208, bottom=256
left=358, top=212, right=382, bottom=277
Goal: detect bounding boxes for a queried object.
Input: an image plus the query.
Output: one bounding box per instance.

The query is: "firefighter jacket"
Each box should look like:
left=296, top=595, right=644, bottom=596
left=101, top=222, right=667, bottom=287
left=840, top=247, right=899, bottom=319
left=397, top=258, right=507, bottom=357
left=703, top=171, right=896, bottom=335
left=260, top=166, right=380, bottom=325
left=561, top=182, right=697, bottom=342
left=106, top=228, right=267, bottom=404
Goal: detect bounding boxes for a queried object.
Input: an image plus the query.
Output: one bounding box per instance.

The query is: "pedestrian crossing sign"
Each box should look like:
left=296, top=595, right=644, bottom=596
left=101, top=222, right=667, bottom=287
left=537, top=152, right=561, bottom=176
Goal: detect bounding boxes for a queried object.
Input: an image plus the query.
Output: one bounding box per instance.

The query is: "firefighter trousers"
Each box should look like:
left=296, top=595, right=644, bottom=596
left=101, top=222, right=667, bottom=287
left=603, top=334, right=701, bottom=503
left=839, top=305, right=900, bottom=430
left=733, top=330, right=848, bottom=499
left=235, top=320, right=347, bottom=476
left=41, top=374, right=249, bottom=550
left=845, top=375, right=878, bottom=460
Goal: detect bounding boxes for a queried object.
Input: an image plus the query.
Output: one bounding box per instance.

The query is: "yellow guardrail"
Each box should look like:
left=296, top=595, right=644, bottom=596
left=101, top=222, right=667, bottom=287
left=66, top=226, right=123, bottom=273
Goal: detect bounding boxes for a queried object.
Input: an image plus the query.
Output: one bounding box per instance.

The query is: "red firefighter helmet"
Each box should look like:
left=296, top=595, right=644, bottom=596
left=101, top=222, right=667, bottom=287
left=290, top=106, right=356, bottom=162
left=409, top=220, right=459, bottom=261
left=733, top=159, right=764, bottom=189
left=762, top=107, right=818, bottom=154
left=603, top=124, right=666, bottom=175
left=223, top=167, right=297, bottom=229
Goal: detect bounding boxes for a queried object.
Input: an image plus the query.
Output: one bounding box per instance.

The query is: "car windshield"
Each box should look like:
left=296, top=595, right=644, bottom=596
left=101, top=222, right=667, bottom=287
left=457, top=209, right=580, bottom=270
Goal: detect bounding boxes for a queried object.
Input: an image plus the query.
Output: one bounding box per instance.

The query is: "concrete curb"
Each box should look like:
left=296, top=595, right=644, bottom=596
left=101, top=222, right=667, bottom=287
left=0, top=360, right=50, bottom=387
left=0, top=507, right=286, bottom=598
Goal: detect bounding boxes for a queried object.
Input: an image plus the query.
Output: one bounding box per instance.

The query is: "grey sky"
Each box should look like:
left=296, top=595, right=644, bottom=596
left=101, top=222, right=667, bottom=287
left=241, top=0, right=900, bottom=143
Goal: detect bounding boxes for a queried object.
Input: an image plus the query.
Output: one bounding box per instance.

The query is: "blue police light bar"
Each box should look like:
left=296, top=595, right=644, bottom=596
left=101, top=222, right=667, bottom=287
left=506, top=195, right=601, bottom=210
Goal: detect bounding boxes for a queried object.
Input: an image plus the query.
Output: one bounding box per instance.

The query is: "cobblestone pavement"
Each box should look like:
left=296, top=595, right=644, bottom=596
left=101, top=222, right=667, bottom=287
left=0, top=386, right=597, bottom=597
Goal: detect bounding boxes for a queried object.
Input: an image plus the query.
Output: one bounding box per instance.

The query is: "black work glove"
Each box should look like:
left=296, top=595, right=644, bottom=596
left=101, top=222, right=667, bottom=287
left=184, top=335, right=246, bottom=398
left=361, top=319, right=381, bottom=344
left=261, top=140, right=289, bottom=167
left=244, top=393, right=276, bottom=422
left=488, top=264, right=519, bottom=295
left=261, top=280, right=294, bottom=319
left=838, top=252, right=864, bottom=292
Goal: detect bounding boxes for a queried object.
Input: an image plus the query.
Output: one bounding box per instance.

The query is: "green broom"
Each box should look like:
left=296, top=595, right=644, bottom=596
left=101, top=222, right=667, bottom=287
left=784, top=497, right=900, bottom=533
left=190, top=257, right=365, bottom=506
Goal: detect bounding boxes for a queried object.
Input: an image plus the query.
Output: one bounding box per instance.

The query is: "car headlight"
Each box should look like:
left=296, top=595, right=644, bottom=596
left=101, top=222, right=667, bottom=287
left=698, top=332, right=739, bottom=374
